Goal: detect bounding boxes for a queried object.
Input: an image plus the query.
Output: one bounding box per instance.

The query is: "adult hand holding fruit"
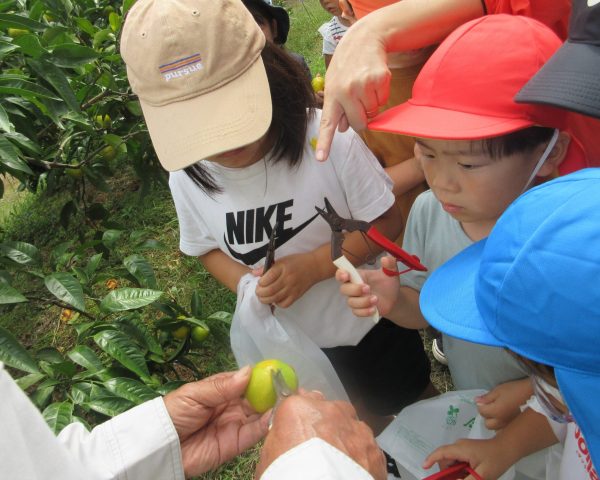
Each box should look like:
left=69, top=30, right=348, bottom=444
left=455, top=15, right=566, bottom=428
left=163, top=366, right=269, bottom=477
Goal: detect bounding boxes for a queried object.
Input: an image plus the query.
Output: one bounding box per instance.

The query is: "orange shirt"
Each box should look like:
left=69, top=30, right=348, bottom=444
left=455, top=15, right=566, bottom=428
left=349, top=0, right=569, bottom=40
left=485, top=0, right=570, bottom=40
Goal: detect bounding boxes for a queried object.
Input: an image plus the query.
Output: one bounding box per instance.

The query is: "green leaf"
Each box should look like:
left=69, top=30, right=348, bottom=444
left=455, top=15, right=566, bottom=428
left=100, top=288, right=162, bottom=313
left=0, top=82, right=61, bottom=101
left=13, top=33, right=47, bottom=58
left=3, top=131, right=41, bottom=155
left=73, top=17, right=96, bottom=36
left=102, top=229, right=122, bottom=248
left=31, top=379, right=57, bottom=408
left=0, top=104, right=14, bottom=133
left=44, top=272, right=85, bottom=311
left=43, top=401, right=74, bottom=434
left=15, top=372, right=45, bottom=389
left=0, top=135, right=33, bottom=174
left=0, top=39, right=19, bottom=56
left=86, top=395, right=135, bottom=417
left=70, top=382, right=112, bottom=405
left=67, top=345, right=104, bottom=372
left=94, top=330, right=150, bottom=379
left=0, top=241, right=40, bottom=264
left=85, top=253, right=103, bottom=278
left=123, top=254, right=157, bottom=289
left=117, top=316, right=163, bottom=356
left=190, top=291, right=203, bottom=318
left=49, top=43, right=99, bottom=68
left=92, top=28, right=115, bottom=49
left=36, top=347, right=63, bottom=363
left=108, top=12, right=121, bottom=32
left=0, top=283, right=27, bottom=303
left=156, top=381, right=186, bottom=395
left=207, top=311, right=233, bottom=324
left=123, top=0, right=136, bottom=14
left=125, top=100, right=142, bottom=116
left=27, top=58, right=80, bottom=111
left=0, top=13, right=46, bottom=31
left=104, top=377, right=158, bottom=404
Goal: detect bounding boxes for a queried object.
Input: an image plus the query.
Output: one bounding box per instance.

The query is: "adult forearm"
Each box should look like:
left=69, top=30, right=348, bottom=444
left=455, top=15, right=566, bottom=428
left=199, top=250, right=250, bottom=292
left=358, top=0, right=484, bottom=54
left=385, top=158, right=425, bottom=197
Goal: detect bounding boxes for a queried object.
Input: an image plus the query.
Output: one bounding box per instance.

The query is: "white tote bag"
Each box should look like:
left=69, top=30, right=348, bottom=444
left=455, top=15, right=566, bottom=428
left=230, top=274, right=349, bottom=401
left=377, top=389, right=516, bottom=480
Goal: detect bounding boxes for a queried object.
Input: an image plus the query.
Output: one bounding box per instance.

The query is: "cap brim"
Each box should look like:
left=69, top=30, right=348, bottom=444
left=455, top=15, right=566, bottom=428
left=556, top=368, right=600, bottom=469
left=140, top=57, right=272, bottom=171
left=368, top=102, right=535, bottom=140
left=420, top=239, right=503, bottom=347
left=515, top=41, right=600, bottom=120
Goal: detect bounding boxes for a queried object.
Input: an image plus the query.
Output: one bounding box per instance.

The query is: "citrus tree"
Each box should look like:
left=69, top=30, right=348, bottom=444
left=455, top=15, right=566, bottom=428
left=0, top=0, right=163, bottom=215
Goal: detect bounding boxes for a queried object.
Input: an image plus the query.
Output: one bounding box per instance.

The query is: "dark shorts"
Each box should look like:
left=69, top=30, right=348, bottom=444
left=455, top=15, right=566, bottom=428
left=322, top=318, right=431, bottom=416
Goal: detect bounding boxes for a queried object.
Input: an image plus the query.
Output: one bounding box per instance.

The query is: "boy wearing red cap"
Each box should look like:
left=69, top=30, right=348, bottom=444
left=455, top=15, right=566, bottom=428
left=337, top=15, right=588, bottom=469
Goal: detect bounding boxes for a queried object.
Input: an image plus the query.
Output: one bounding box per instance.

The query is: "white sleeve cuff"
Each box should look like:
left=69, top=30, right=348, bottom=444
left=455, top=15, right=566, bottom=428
left=260, top=438, right=375, bottom=480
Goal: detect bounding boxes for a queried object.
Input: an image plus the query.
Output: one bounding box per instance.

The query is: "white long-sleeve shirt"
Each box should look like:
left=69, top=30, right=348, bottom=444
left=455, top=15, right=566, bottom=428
left=1, top=362, right=373, bottom=480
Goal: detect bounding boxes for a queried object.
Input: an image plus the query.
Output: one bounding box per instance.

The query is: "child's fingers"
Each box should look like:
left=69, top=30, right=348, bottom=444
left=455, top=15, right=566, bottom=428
left=339, top=281, right=369, bottom=297
left=422, top=444, right=470, bottom=470
left=380, top=255, right=398, bottom=272
left=335, top=268, right=350, bottom=283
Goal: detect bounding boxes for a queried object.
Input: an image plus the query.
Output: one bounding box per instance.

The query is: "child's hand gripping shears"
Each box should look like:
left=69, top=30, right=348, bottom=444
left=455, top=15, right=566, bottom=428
left=423, top=462, right=483, bottom=480
left=315, top=197, right=427, bottom=323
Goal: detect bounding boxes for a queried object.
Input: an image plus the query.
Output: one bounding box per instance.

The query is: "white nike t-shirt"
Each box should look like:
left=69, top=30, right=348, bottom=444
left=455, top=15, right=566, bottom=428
left=168, top=110, right=395, bottom=347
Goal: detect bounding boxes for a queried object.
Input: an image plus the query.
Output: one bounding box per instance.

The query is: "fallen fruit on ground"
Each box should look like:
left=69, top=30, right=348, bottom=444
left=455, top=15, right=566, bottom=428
left=245, top=359, right=298, bottom=413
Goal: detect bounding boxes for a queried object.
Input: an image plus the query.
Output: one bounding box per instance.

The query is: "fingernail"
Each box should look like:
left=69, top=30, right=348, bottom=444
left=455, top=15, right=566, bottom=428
left=315, top=149, right=324, bottom=161
left=234, top=365, right=251, bottom=380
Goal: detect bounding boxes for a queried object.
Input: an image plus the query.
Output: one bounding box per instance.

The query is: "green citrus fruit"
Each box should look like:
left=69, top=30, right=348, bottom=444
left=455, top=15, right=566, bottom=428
left=65, top=168, right=83, bottom=178
left=7, top=28, right=29, bottom=38
left=311, top=73, right=325, bottom=93
left=98, top=145, right=117, bottom=162
left=191, top=325, right=210, bottom=344
left=245, top=359, right=298, bottom=413
left=172, top=324, right=190, bottom=340
left=94, top=114, right=111, bottom=129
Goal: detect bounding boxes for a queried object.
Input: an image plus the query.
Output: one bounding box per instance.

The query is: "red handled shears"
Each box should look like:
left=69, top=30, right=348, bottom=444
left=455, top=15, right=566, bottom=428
left=315, top=198, right=427, bottom=323
left=423, top=462, right=483, bottom=480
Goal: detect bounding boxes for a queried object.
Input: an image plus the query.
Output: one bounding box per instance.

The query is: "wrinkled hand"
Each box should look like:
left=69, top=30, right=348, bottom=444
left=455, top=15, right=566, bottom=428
left=254, top=253, right=320, bottom=308
left=316, top=19, right=390, bottom=162
left=163, top=366, right=269, bottom=477
left=255, top=391, right=386, bottom=479
left=423, top=438, right=513, bottom=480
left=476, top=378, right=533, bottom=431
left=336, top=256, right=401, bottom=317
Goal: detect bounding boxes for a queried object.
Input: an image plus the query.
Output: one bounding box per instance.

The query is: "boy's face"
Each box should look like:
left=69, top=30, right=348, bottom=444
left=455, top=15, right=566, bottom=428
left=319, top=0, right=343, bottom=17
left=415, top=138, right=541, bottom=234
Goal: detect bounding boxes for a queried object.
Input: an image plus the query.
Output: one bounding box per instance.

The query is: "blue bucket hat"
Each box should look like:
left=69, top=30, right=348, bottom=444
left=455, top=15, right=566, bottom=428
left=420, top=168, right=600, bottom=470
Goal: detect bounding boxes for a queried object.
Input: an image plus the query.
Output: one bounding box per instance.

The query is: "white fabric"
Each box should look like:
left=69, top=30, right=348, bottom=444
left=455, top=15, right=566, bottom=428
left=318, top=16, right=349, bottom=55
left=169, top=110, right=395, bottom=347
left=402, top=190, right=528, bottom=390
left=231, top=274, right=349, bottom=401
left=260, top=437, right=374, bottom=480
left=527, top=397, right=598, bottom=480
left=0, top=362, right=183, bottom=480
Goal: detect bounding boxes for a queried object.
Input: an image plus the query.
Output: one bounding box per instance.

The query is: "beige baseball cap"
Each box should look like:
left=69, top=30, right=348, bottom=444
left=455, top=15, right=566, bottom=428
left=120, top=0, right=272, bottom=171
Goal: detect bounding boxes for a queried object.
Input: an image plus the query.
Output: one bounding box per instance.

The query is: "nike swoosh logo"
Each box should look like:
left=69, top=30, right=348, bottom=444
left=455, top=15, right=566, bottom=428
left=589, top=0, right=600, bottom=6
left=224, top=213, right=320, bottom=265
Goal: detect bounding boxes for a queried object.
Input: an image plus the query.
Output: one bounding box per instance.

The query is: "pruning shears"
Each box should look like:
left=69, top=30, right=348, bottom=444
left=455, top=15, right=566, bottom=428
left=315, top=197, right=427, bottom=323
left=267, top=369, right=297, bottom=430
left=423, top=462, right=483, bottom=480
left=263, top=221, right=279, bottom=274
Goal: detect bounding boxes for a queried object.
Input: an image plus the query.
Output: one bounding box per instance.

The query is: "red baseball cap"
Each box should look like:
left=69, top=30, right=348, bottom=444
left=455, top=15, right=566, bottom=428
left=369, top=15, right=587, bottom=173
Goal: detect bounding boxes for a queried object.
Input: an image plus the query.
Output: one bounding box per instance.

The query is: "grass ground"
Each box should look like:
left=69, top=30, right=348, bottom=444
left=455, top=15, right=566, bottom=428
left=0, top=1, right=451, bottom=479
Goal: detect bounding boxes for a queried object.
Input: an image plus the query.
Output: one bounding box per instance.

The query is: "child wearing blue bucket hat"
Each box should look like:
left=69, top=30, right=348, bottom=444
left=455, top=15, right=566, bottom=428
left=420, top=168, right=600, bottom=479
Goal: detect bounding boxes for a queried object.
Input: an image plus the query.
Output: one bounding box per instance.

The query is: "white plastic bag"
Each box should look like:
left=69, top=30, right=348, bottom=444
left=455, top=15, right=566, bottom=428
left=230, top=274, right=349, bottom=401
left=377, top=389, right=516, bottom=480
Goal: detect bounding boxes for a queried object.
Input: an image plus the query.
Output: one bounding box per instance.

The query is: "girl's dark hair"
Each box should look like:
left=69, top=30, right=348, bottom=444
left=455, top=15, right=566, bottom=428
left=476, top=126, right=556, bottom=159
left=507, top=350, right=557, bottom=383
left=184, top=42, right=315, bottom=195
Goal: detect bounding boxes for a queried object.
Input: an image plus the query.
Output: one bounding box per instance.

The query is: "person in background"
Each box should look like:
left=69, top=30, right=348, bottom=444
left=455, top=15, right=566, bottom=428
left=243, top=0, right=313, bottom=81
left=421, top=169, right=600, bottom=480
left=318, top=0, right=355, bottom=70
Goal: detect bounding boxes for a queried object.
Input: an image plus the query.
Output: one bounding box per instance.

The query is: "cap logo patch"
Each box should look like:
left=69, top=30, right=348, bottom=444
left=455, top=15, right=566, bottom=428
left=159, top=53, right=203, bottom=81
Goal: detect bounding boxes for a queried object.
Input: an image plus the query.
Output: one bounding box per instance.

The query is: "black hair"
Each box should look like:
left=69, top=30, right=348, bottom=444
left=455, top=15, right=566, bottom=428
left=507, top=350, right=557, bottom=385
left=476, top=126, right=555, bottom=159
left=184, top=42, right=315, bottom=195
